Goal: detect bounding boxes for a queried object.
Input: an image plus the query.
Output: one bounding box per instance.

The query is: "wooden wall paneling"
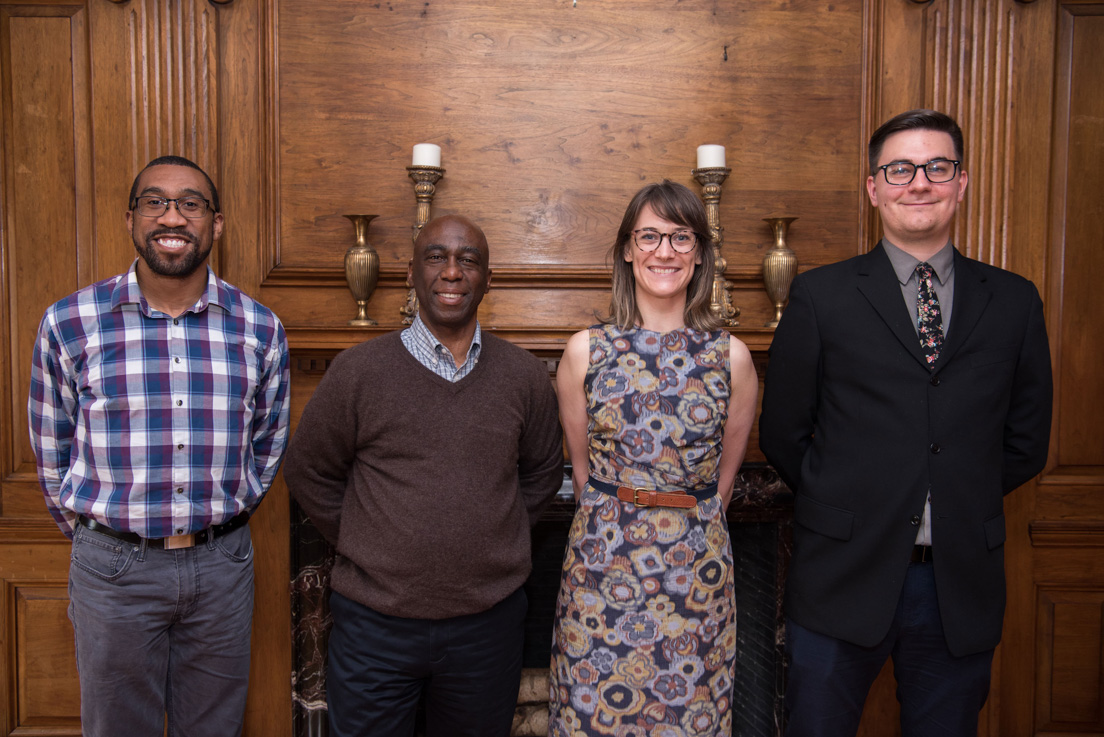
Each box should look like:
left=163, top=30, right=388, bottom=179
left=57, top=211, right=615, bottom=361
left=217, top=0, right=277, bottom=295
left=215, top=2, right=293, bottom=735
left=85, top=0, right=222, bottom=281
left=15, top=584, right=79, bottom=726
left=1029, top=4, right=1104, bottom=737
left=988, top=1, right=1056, bottom=733
left=1038, top=0, right=1104, bottom=505
left=0, top=534, right=79, bottom=735
left=266, top=0, right=865, bottom=337
left=0, top=1, right=93, bottom=521
left=929, top=0, right=1018, bottom=267
left=1034, top=588, right=1104, bottom=732
left=0, top=3, right=92, bottom=734
left=1032, top=524, right=1104, bottom=735
left=868, top=0, right=1023, bottom=267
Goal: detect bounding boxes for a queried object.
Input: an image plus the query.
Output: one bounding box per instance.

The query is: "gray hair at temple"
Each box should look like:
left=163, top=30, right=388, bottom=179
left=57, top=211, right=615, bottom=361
left=606, top=180, right=718, bottom=332
left=868, top=109, right=965, bottom=175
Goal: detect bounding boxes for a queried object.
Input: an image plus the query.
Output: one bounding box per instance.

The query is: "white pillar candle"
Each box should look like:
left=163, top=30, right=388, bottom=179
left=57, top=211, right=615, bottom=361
left=412, top=143, right=442, bottom=167
left=696, top=144, right=726, bottom=169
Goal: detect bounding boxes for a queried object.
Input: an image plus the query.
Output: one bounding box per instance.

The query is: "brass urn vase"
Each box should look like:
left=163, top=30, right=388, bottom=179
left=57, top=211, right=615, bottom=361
left=343, top=214, right=380, bottom=326
left=762, top=217, right=798, bottom=328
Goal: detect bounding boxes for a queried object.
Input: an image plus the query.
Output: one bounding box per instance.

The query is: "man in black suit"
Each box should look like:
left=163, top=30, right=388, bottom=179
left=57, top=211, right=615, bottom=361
left=759, top=109, right=1052, bottom=737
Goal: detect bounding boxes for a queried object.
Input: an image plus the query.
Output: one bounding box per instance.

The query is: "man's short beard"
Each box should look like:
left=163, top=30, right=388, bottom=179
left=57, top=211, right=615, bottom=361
left=135, top=229, right=211, bottom=278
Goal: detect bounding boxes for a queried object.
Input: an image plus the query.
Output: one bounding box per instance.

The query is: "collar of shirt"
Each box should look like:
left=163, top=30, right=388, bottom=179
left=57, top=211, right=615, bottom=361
left=110, top=260, right=232, bottom=317
left=882, top=239, right=955, bottom=287
left=401, top=314, right=482, bottom=382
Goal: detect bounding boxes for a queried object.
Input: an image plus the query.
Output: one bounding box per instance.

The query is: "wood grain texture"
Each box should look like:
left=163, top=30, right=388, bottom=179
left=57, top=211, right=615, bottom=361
left=1045, top=4, right=1104, bottom=479
left=930, top=0, right=1018, bottom=267
left=270, top=0, right=864, bottom=307
left=125, top=0, right=218, bottom=187
left=16, top=584, right=81, bottom=725
left=0, top=3, right=93, bottom=528
left=0, top=538, right=77, bottom=735
left=1034, top=587, right=1104, bottom=732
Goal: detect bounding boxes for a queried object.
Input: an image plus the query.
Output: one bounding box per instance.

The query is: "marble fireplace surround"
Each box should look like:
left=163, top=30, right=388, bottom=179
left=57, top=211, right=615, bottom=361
left=290, top=465, right=793, bottom=737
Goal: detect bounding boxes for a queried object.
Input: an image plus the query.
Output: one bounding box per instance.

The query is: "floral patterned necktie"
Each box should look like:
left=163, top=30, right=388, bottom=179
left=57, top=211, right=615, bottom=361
left=916, top=262, right=944, bottom=368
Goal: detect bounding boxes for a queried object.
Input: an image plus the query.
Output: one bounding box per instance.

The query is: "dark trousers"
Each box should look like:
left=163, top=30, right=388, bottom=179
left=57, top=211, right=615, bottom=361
left=327, top=587, right=527, bottom=737
left=784, top=561, right=994, bottom=737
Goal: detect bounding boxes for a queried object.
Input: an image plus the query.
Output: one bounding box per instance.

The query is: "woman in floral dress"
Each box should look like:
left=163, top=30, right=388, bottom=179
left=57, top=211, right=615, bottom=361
left=549, top=181, right=758, bottom=737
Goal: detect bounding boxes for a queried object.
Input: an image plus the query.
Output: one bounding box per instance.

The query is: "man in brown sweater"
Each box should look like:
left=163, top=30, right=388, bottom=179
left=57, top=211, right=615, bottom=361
left=283, top=215, right=563, bottom=737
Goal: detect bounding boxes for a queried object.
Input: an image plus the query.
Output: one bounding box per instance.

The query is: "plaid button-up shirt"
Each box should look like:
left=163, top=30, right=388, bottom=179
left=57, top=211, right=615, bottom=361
left=400, top=314, right=482, bottom=382
left=28, top=261, right=290, bottom=539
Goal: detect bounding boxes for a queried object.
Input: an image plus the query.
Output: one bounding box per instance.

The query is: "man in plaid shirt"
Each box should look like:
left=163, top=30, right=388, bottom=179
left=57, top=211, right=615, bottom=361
left=28, top=155, right=290, bottom=737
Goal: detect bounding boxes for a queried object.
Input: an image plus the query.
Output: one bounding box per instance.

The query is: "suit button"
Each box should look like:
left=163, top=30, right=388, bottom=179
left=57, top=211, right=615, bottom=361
left=930, top=375, right=941, bottom=386
left=910, top=515, right=921, bottom=526
left=930, top=443, right=941, bottom=454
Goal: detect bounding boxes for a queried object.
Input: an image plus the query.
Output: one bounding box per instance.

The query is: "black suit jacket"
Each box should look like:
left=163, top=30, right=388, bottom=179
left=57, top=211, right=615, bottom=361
left=759, top=243, right=1052, bottom=656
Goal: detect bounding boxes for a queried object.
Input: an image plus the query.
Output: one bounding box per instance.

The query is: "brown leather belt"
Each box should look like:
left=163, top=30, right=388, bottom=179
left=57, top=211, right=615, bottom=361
left=910, top=545, right=933, bottom=563
left=78, top=512, right=250, bottom=550
left=589, top=477, right=716, bottom=509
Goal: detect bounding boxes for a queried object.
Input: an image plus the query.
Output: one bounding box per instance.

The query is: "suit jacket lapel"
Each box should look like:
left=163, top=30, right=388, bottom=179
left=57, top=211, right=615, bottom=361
left=855, top=243, right=929, bottom=369
left=935, top=249, right=991, bottom=369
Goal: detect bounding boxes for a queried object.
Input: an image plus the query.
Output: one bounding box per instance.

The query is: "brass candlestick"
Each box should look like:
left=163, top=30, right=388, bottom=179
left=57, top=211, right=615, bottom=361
left=401, top=165, right=445, bottom=324
left=343, top=215, right=380, bottom=326
left=762, top=217, right=798, bottom=328
left=691, top=166, right=740, bottom=326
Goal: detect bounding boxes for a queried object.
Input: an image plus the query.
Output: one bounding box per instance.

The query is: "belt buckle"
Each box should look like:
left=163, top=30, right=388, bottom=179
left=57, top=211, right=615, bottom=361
left=164, top=533, right=195, bottom=550
left=632, top=488, right=654, bottom=507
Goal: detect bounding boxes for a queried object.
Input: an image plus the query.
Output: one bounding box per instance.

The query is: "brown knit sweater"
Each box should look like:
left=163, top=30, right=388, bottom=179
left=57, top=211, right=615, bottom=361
left=283, top=331, right=564, bottom=619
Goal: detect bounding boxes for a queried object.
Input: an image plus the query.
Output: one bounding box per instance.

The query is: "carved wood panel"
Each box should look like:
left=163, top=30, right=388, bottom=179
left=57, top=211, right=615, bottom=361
left=1038, top=2, right=1104, bottom=496
left=123, top=0, right=219, bottom=179
left=0, top=2, right=93, bottom=520
left=0, top=536, right=77, bottom=735
left=1034, top=580, right=1104, bottom=732
left=262, top=0, right=866, bottom=335
left=15, top=584, right=80, bottom=727
left=867, top=0, right=1030, bottom=269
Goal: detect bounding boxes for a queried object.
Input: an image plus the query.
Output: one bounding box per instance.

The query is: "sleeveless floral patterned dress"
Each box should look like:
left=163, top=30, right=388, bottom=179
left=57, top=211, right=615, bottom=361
left=548, top=324, right=736, bottom=737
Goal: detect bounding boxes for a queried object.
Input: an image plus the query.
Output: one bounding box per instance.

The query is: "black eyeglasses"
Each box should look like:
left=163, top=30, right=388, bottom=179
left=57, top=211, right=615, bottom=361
left=131, top=195, right=213, bottom=219
left=631, top=229, right=699, bottom=253
left=877, top=159, right=960, bottom=186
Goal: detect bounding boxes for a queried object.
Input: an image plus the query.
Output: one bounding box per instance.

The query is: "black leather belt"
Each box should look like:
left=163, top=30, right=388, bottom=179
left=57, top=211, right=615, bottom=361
left=78, top=512, right=249, bottom=550
left=910, top=545, right=933, bottom=563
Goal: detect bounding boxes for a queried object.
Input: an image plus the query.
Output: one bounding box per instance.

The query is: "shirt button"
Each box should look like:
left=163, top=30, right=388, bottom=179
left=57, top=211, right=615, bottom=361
left=176, top=487, right=183, bottom=494
left=930, top=443, right=941, bottom=454
left=176, top=528, right=184, bottom=534
left=910, top=515, right=921, bottom=525
left=174, top=357, right=180, bottom=364
left=930, top=375, right=941, bottom=386
left=177, top=444, right=184, bottom=450
left=173, top=318, right=179, bottom=325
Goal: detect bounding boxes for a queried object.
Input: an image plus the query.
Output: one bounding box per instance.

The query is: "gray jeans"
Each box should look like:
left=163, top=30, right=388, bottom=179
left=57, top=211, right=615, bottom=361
left=68, top=521, right=255, bottom=737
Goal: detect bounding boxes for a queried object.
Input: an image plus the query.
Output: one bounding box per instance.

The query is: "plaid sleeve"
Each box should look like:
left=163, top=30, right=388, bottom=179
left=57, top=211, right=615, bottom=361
left=27, top=310, right=79, bottom=537
left=251, top=319, right=291, bottom=492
